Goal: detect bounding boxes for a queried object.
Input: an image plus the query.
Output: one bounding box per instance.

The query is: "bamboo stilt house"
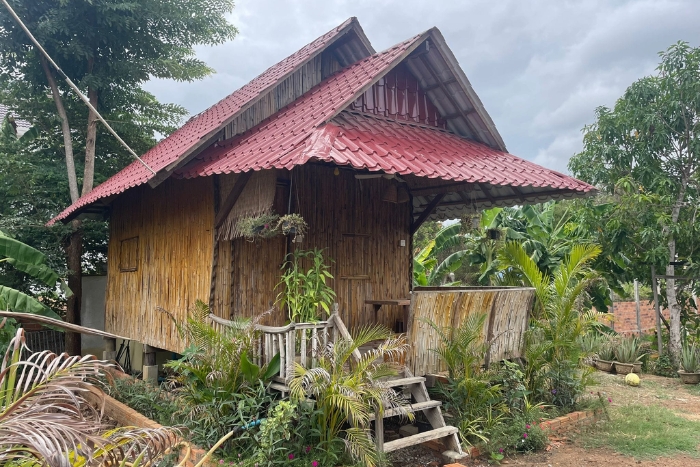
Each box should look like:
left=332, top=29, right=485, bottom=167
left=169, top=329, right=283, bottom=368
left=50, top=17, right=595, bottom=355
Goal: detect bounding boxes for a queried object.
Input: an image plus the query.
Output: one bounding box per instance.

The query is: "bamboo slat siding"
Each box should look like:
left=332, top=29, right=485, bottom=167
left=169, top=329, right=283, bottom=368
left=105, top=177, right=214, bottom=352
left=212, top=165, right=411, bottom=330
left=224, top=54, right=329, bottom=140
left=407, top=287, right=534, bottom=376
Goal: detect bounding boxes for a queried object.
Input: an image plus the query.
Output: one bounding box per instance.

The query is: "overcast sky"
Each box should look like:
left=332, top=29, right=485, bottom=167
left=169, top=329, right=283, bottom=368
left=144, top=0, right=700, bottom=174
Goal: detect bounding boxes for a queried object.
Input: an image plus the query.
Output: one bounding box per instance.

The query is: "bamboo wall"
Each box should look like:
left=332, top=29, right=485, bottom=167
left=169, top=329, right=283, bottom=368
left=407, top=287, right=534, bottom=376
left=211, top=165, right=412, bottom=331
left=105, top=177, right=214, bottom=352
left=223, top=51, right=342, bottom=140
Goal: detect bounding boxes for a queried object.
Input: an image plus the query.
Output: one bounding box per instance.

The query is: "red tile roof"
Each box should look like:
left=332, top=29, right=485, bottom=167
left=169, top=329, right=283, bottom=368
left=49, top=17, right=363, bottom=224
left=178, top=36, right=424, bottom=178
left=184, top=110, right=594, bottom=193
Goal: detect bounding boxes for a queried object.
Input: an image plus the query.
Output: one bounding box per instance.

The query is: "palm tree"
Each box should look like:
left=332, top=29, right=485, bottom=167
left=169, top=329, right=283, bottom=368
left=498, top=242, right=602, bottom=406
left=0, top=326, right=180, bottom=466
left=289, top=325, right=412, bottom=467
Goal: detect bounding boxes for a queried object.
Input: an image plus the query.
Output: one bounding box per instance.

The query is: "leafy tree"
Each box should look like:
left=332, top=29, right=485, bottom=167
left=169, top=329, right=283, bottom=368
left=0, top=0, right=237, bottom=354
left=569, top=41, right=700, bottom=363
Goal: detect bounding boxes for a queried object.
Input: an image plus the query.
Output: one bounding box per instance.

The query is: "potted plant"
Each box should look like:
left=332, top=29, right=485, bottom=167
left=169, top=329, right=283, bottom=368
left=277, top=213, right=307, bottom=242
left=239, top=212, right=281, bottom=240
left=594, top=338, right=615, bottom=373
left=678, top=344, right=700, bottom=384
left=614, top=337, right=642, bottom=375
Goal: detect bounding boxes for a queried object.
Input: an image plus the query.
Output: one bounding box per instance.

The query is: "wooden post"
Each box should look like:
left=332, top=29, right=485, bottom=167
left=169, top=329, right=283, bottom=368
left=634, top=279, right=642, bottom=336
left=652, top=266, right=663, bottom=356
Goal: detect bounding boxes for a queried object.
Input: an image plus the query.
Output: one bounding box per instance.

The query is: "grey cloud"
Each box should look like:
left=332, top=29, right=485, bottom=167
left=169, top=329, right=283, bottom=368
left=143, top=0, right=700, bottom=175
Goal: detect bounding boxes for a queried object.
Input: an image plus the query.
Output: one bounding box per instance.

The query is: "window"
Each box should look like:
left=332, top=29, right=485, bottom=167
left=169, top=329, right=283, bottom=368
left=119, top=237, right=139, bottom=272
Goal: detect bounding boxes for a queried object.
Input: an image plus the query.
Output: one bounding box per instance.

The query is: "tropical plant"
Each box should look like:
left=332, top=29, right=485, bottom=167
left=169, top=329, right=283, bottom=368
left=0, top=230, right=68, bottom=318
left=596, top=336, right=616, bottom=362
left=499, top=242, right=602, bottom=408
left=0, top=326, right=180, bottom=465
left=276, top=248, right=336, bottom=323
left=427, top=312, right=488, bottom=380
left=680, top=343, right=699, bottom=373
left=162, top=300, right=279, bottom=451
left=289, top=325, right=411, bottom=467
left=614, top=337, right=645, bottom=364
left=413, top=223, right=466, bottom=286
left=569, top=41, right=700, bottom=363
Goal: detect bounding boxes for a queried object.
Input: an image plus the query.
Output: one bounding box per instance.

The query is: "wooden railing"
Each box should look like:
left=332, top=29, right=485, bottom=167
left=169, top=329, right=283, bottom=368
left=207, top=306, right=359, bottom=383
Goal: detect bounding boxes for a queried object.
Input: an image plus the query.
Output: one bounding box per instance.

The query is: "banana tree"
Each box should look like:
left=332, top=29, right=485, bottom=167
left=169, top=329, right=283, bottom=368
left=0, top=230, right=67, bottom=319
left=413, top=223, right=466, bottom=286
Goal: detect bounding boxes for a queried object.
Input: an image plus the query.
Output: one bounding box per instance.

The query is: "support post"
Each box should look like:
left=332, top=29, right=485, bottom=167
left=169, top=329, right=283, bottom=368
left=142, top=344, right=158, bottom=385
left=103, top=337, right=117, bottom=361
left=652, top=266, right=663, bottom=356
left=634, top=279, right=642, bottom=336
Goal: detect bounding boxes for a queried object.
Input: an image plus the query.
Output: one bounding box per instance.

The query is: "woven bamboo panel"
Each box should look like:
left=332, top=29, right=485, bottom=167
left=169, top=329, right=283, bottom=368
left=407, top=287, right=534, bottom=376
left=219, top=164, right=411, bottom=330
left=105, top=177, right=214, bottom=352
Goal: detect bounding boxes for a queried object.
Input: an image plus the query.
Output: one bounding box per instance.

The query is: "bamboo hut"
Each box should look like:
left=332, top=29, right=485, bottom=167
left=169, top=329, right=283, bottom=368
left=50, top=17, right=594, bottom=357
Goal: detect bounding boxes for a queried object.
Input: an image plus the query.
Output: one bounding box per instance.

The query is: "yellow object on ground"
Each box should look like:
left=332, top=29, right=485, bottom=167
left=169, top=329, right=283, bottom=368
left=625, top=373, right=641, bottom=386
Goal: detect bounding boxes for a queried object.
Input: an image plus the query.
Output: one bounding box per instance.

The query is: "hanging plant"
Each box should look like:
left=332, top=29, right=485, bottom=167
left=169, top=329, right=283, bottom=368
left=237, top=213, right=308, bottom=241
left=277, top=214, right=308, bottom=242
left=238, top=213, right=280, bottom=240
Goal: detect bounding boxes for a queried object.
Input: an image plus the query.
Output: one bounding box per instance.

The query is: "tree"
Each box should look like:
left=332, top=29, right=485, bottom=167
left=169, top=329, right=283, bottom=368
left=569, top=41, right=700, bottom=363
left=0, top=0, right=237, bottom=354
left=413, top=223, right=467, bottom=286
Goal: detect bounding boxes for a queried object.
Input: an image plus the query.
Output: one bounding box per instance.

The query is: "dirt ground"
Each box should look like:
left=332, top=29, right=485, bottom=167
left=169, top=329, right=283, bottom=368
left=391, top=373, right=700, bottom=467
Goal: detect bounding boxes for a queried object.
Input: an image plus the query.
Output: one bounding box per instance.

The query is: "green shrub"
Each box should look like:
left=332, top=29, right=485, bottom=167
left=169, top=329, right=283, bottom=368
left=487, top=414, right=548, bottom=454
left=651, top=353, right=677, bottom=377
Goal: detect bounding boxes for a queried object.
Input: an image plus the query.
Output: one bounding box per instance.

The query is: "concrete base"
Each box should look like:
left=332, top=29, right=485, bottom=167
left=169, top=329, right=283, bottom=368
left=441, top=450, right=468, bottom=464
left=142, top=364, right=159, bottom=385
left=103, top=350, right=117, bottom=362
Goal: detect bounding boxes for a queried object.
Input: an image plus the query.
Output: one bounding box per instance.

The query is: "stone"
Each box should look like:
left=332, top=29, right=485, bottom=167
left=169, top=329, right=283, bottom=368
left=399, top=424, right=419, bottom=437
left=441, top=450, right=468, bottom=464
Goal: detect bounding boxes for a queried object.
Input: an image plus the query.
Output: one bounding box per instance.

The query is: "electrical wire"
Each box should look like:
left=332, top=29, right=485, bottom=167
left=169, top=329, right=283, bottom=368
left=1, top=0, right=157, bottom=175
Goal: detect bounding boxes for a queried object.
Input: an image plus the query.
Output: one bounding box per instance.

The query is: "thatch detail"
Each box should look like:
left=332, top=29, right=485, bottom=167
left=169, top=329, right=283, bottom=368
left=217, top=170, right=277, bottom=240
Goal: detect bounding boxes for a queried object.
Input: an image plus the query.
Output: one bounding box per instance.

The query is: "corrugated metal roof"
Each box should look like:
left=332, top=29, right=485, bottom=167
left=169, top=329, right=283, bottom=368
left=49, top=17, right=372, bottom=224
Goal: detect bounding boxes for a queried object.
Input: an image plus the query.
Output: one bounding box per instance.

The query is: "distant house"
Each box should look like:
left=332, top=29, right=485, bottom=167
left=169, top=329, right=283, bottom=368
left=50, top=18, right=595, bottom=354
left=0, top=104, right=31, bottom=136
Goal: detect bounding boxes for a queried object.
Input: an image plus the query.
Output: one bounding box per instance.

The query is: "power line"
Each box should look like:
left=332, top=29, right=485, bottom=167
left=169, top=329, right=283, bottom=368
left=1, top=0, right=156, bottom=176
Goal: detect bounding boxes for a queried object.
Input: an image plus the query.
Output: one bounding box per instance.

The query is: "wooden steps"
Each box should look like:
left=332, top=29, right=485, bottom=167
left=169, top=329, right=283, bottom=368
left=374, top=370, right=465, bottom=461
left=383, top=426, right=458, bottom=452
left=380, top=376, right=425, bottom=387
left=369, top=400, right=441, bottom=420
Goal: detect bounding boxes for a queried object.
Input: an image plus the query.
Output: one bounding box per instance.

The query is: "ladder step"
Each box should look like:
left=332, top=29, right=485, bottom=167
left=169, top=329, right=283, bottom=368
left=383, top=426, right=459, bottom=452
left=381, top=376, right=425, bottom=387
left=269, top=382, right=289, bottom=392
left=370, top=401, right=442, bottom=420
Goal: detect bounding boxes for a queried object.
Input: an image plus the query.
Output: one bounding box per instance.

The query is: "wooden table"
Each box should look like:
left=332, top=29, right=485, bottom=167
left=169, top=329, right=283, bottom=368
left=365, top=298, right=411, bottom=333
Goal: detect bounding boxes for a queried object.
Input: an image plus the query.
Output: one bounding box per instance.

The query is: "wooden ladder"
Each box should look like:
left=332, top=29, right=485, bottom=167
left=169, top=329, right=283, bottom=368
left=373, top=370, right=465, bottom=461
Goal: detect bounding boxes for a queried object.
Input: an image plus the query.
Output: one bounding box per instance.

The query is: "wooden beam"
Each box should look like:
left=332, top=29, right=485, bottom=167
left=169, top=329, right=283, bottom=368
left=214, top=171, right=253, bottom=229
left=411, top=193, right=445, bottom=234
left=410, top=182, right=473, bottom=196
left=418, top=188, right=583, bottom=208
left=477, top=183, right=498, bottom=206
left=415, top=54, right=486, bottom=141
left=423, top=77, right=457, bottom=92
